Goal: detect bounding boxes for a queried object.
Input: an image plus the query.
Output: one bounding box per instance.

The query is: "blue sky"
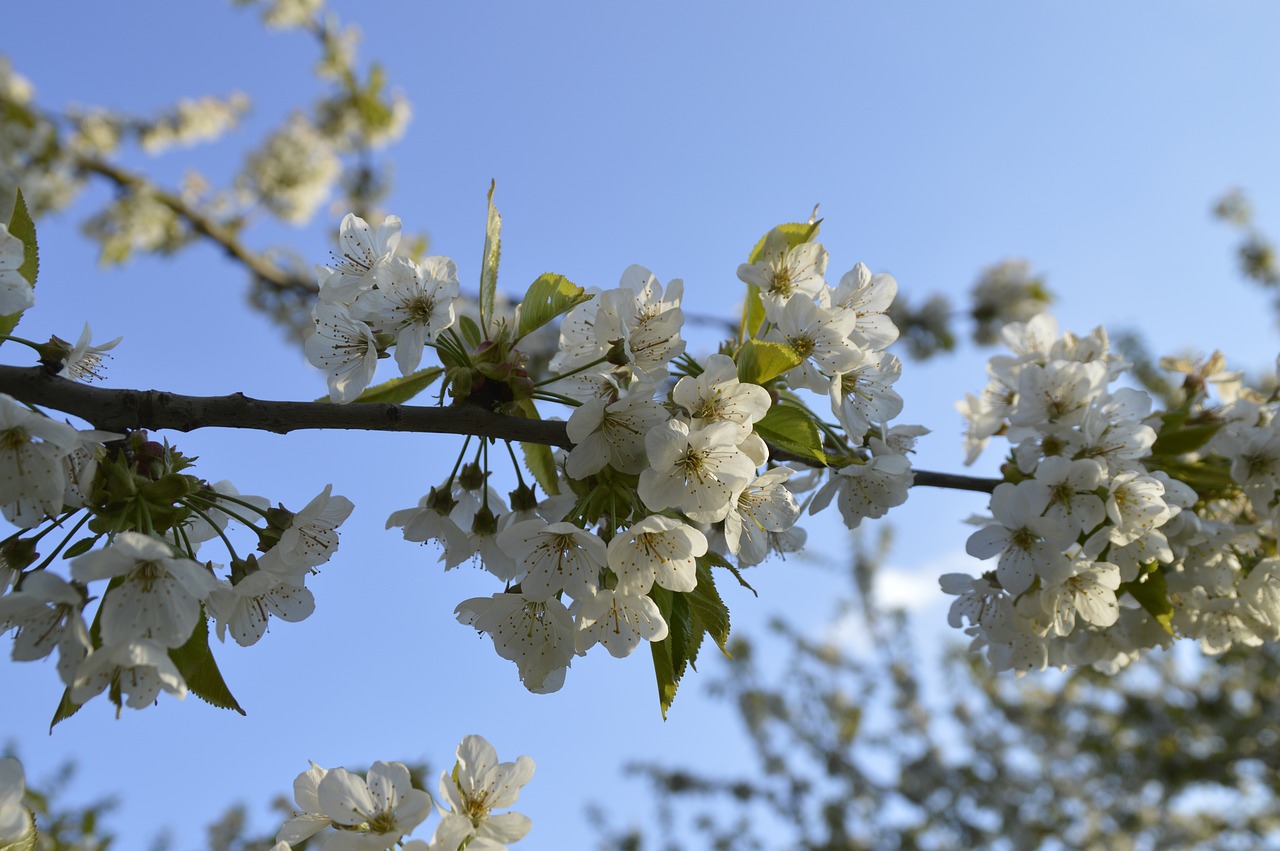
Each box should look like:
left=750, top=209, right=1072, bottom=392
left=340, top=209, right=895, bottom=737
left=5, top=2, right=1280, bottom=848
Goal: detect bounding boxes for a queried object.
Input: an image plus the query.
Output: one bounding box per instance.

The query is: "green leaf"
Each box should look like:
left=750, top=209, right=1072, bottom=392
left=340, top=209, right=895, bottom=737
left=649, top=585, right=680, bottom=719
left=0, top=188, right=37, bottom=344
left=699, top=548, right=758, bottom=596
left=61, top=537, right=99, bottom=559
left=689, top=558, right=732, bottom=659
left=479, top=180, right=501, bottom=339
left=49, top=686, right=83, bottom=731
left=521, top=443, right=560, bottom=496
left=1152, top=418, right=1225, bottom=457
left=746, top=219, right=821, bottom=266
left=754, top=405, right=827, bottom=466
left=516, top=273, right=593, bottom=341
left=458, top=314, right=483, bottom=350
left=169, top=612, right=246, bottom=715
left=347, top=367, right=443, bottom=404
left=736, top=339, right=802, bottom=385
left=1120, top=567, right=1175, bottom=636
left=741, top=284, right=766, bottom=340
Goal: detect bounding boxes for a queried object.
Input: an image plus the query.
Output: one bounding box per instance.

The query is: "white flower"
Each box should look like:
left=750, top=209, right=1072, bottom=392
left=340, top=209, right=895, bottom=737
left=1104, top=471, right=1174, bottom=547
left=564, top=393, right=668, bottom=479
left=315, top=762, right=431, bottom=851
left=724, top=468, right=800, bottom=566
left=278, top=762, right=333, bottom=845
left=271, top=484, right=355, bottom=574
left=671, top=354, right=771, bottom=431
left=1027, top=456, right=1106, bottom=540
left=353, top=255, right=459, bottom=374
left=0, top=223, right=33, bottom=317
left=429, top=735, right=534, bottom=851
left=456, top=593, right=574, bottom=693
left=766, top=296, right=861, bottom=392
left=305, top=302, right=381, bottom=404
left=0, top=757, right=34, bottom=846
left=637, top=420, right=757, bottom=523
left=71, top=532, right=216, bottom=648
left=0, top=570, right=90, bottom=685
left=1040, top=558, right=1121, bottom=636
left=828, top=350, right=904, bottom=438
left=607, top=515, right=707, bottom=595
left=496, top=520, right=607, bottom=601
left=61, top=427, right=120, bottom=511
left=209, top=568, right=315, bottom=647
left=963, top=481, right=1073, bottom=594
left=0, top=394, right=78, bottom=527
left=317, top=213, right=403, bottom=303
left=809, top=453, right=913, bottom=531
left=574, top=587, right=669, bottom=658
left=829, top=262, right=899, bottom=351
left=736, top=231, right=828, bottom=320
left=53, top=322, right=122, bottom=382
left=70, top=638, right=187, bottom=708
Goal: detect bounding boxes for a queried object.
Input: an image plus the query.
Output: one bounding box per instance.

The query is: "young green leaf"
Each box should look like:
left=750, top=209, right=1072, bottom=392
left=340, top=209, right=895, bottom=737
left=736, top=338, right=802, bottom=385
left=0, top=188, right=38, bottom=344
left=746, top=219, right=821, bottom=266
left=479, top=180, right=502, bottom=339
left=1119, top=567, right=1175, bottom=637
left=516, top=273, right=592, bottom=341
left=346, top=366, right=443, bottom=404
left=754, top=405, right=828, bottom=466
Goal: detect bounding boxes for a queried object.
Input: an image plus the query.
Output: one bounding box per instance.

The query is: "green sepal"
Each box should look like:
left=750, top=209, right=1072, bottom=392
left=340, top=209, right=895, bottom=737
left=736, top=339, right=801, bottom=386
left=1119, top=565, right=1175, bottom=636
left=688, top=558, right=732, bottom=659
left=169, top=610, right=246, bottom=715
left=345, top=366, right=443, bottom=404
left=479, top=180, right=502, bottom=339
left=0, top=188, right=37, bottom=345
left=61, top=537, right=99, bottom=560
left=458, top=315, right=483, bottom=350
left=516, top=273, right=592, bottom=341
left=746, top=220, right=821, bottom=266
left=754, top=405, right=827, bottom=466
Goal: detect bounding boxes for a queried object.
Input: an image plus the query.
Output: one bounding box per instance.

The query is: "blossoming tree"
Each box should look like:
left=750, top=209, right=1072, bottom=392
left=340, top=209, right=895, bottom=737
left=2, top=1, right=1279, bottom=847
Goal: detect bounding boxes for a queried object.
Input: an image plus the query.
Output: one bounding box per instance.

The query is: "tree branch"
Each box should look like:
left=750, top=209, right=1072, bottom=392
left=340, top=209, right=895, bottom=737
left=74, top=155, right=318, bottom=298
left=0, top=366, right=572, bottom=446
left=0, top=365, right=1001, bottom=493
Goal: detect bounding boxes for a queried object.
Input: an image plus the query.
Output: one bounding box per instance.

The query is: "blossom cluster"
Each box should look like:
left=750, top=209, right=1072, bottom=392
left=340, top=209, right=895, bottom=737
left=944, top=314, right=1280, bottom=673
left=314, top=211, right=926, bottom=694
left=0, top=225, right=354, bottom=716
left=1, top=734, right=534, bottom=851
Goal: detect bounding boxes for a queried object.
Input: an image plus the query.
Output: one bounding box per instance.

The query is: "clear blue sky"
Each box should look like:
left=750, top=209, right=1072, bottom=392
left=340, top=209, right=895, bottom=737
left=5, top=2, right=1280, bottom=848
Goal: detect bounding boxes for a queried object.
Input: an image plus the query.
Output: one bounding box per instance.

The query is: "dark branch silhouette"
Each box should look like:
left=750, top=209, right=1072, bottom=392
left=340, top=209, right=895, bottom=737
left=0, top=365, right=999, bottom=493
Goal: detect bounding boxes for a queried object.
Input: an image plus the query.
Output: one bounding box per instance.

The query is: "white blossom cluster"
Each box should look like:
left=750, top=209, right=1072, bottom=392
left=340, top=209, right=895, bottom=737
left=945, top=314, right=1280, bottom=673
left=2, top=734, right=534, bottom=851
left=0, top=228, right=355, bottom=714
left=0, top=58, right=81, bottom=215
left=242, top=115, right=342, bottom=224
left=305, top=213, right=460, bottom=401
left=327, top=216, right=923, bottom=692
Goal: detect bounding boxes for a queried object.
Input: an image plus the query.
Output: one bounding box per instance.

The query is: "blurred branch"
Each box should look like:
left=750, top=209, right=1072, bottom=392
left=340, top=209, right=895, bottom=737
left=74, top=154, right=317, bottom=298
